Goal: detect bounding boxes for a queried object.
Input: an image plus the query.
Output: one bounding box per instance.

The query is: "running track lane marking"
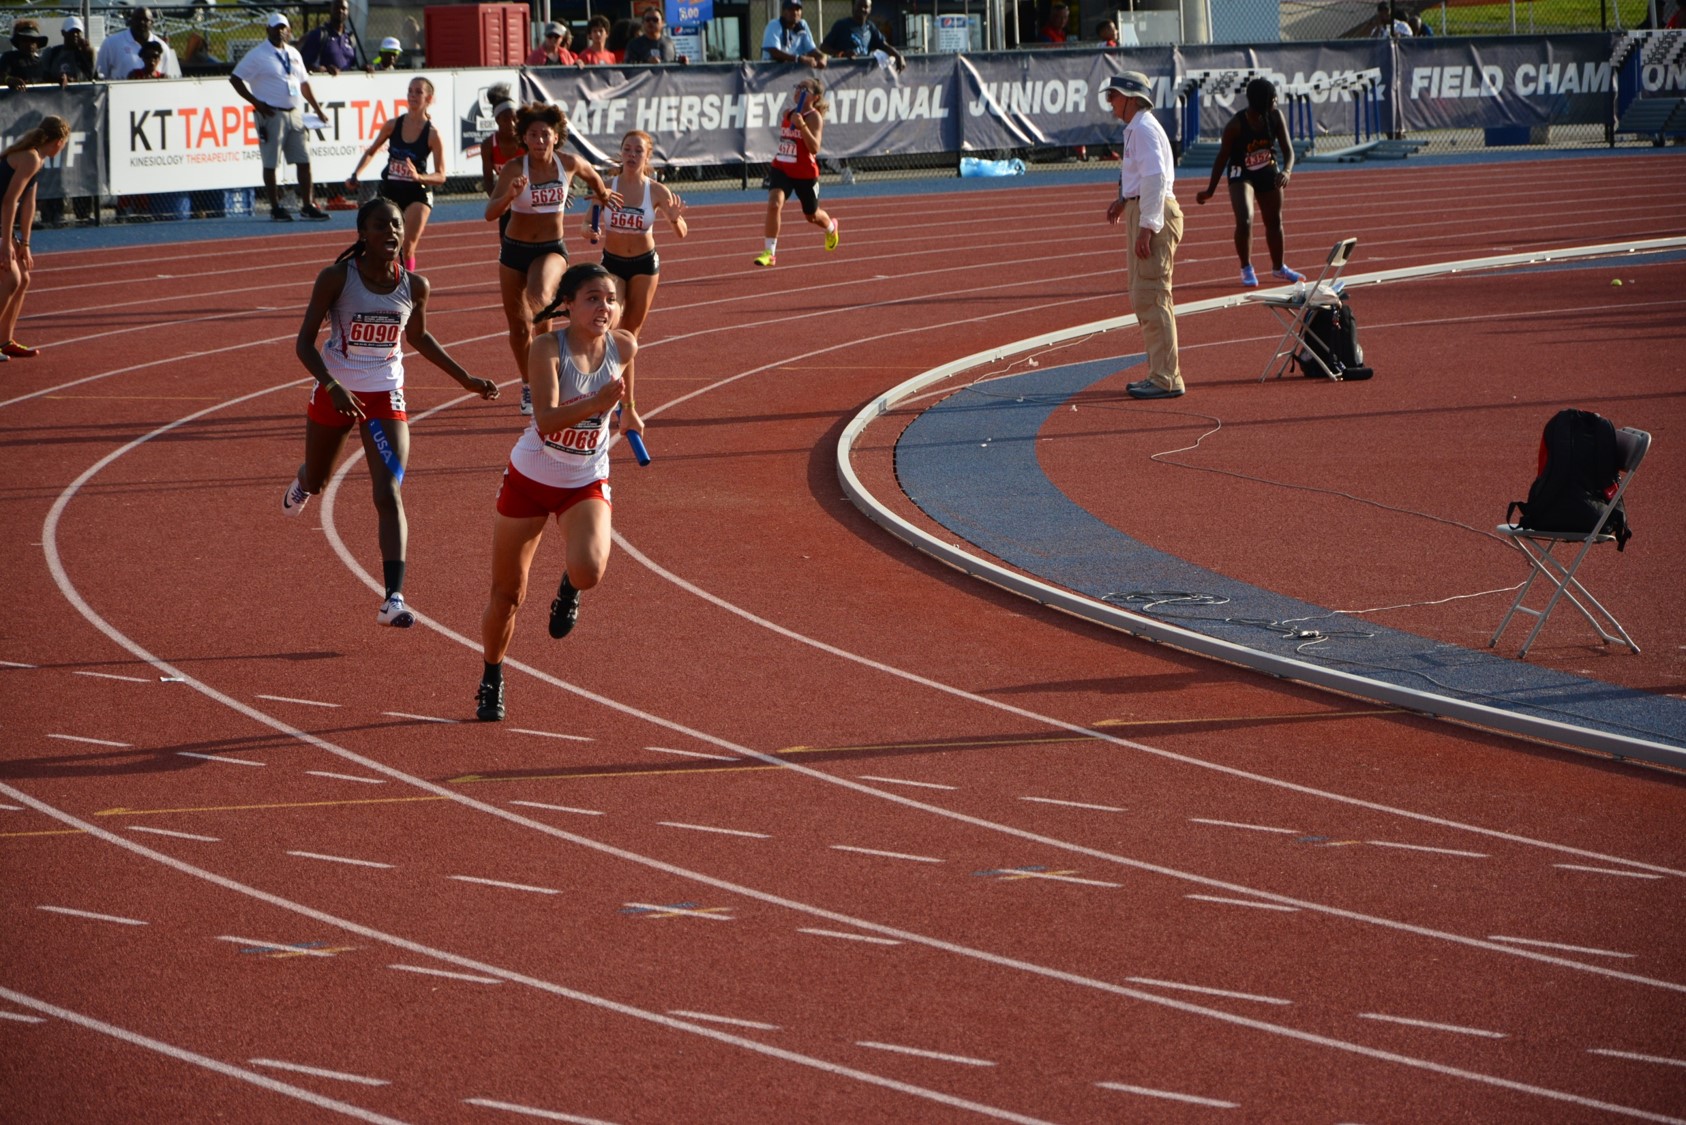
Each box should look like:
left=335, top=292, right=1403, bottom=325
left=1367, top=840, right=1488, bottom=858
left=306, top=771, right=386, bottom=785
left=666, top=1010, right=781, bottom=1031
left=0, top=1011, right=47, bottom=1023
left=658, top=822, right=771, bottom=839
left=1554, top=865, right=1665, bottom=879
left=38, top=904, right=148, bottom=926
left=218, top=936, right=340, bottom=957
left=383, top=712, right=458, bottom=724
left=288, top=851, right=395, bottom=869
left=1186, top=895, right=1300, bottom=912
left=831, top=845, right=946, bottom=864
left=7, top=786, right=1681, bottom=1123
left=1125, top=978, right=1292, bottom=1005
left=856, top=1041, right=995, bottom=1067
left=258, top=694, right=340, bottom=708
left=0, top=789, right=1065, bottom=1125
left=1190, top=818, right=1302, bottom=834
left=0, top=986, right=410, bottom=1123
left=1587, top=1049, right=1686, bottom=1068
left=179, top=752, right=265, bottom=767
left=46, top=733, right=130, bottom=747
left=461, top=1098, right=617, bottom=1124
left=449, top=876, right=560, bottom=895
left=857, top=775, right=959, bottom=790
left=1357, top=1013, right=1506, bottom=1038
left=1020, top=797, right=1124, bottom=812
left=73, top=670, right=149, bottom=682
left=509, top=801, right=605, bottom=816
left=1096, top=1082, right=1238, bottom=1109
left=510, top=729, right=594, bottom=741
left=249, top=1059, right=390, bottom=1086
left=389, top=964, right=502, bottom=985
left=645, top=746, right=735, bottom=761
left=1489, top=936, right=1633, bottom=959
left=127, top=826, right=220, bottom=842
left=33, top=393, right=1686, bottom=1114
left=799, top=928, right=903, bottom=945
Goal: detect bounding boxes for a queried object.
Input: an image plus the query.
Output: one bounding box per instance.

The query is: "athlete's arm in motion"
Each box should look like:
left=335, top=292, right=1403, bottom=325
left=344, top=118, right=398, bottom=189
left=414, top=124, right=448, bottom=188
left=484, top=159, right=527, bottom=221
left=527, top=332, right=625, bottom=433
left=404, top=274, right=498, bottom=399
left=562, top=154, right=622, bottom=213
left=1196, top=118, right=1240, bottom=204
left=294, top=263, right=366, bottom=422
left=614, top=329, right=643, bottom=436
left=793, top=107, right=824, bottom=155
left=654, top=181, right=688, bottom=239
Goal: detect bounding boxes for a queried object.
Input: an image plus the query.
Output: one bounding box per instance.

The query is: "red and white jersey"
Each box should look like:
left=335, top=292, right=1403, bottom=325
left=321, top=265, right=412, bottom=393
left=602, top=174, right=657, bottom=235
left=509, top=331, right=623, bottom=489
left=511, top=154, right=570, bottom=215
left=772, top=109, right=819, bottom=180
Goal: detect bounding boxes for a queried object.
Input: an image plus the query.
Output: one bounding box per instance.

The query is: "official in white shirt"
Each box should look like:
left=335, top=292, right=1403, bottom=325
left=94, top=6, right=180, bottom=78
left=1103, top=71, right=1186, bottom=399
left=231, top=13, right=331, bottom=221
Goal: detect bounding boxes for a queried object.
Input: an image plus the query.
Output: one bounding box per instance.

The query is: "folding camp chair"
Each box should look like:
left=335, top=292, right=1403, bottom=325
left=1489, top=427, right=1649, bottom=658
left=1248, top=236, right=1359, bottom=381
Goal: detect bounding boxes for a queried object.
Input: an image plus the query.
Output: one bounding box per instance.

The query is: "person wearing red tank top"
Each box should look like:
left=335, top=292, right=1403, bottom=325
left=754, top=78, right=841, bottom=267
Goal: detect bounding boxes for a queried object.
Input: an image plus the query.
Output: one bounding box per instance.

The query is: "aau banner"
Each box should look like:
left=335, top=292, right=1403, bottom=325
left=0, top=84, right=104, bottom=200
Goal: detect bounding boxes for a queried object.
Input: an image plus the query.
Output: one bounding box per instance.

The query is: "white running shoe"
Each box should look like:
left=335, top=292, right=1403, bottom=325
left=281, top=479, right=311, bottom=517
left=376, top=594, right=415, bottom=628
left=520, top=385, right=533, bottom=416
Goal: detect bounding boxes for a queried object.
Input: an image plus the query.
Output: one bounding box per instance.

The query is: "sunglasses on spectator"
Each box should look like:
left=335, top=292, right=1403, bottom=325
left=643, top=15, right=661, bottom=22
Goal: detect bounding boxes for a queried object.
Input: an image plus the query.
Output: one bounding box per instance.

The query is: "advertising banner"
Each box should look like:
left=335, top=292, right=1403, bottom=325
left=1397, top=34, right=1615, bottom=130
left=956, top=48, right=1154, bottom=149
left=1175, top=40, right=1391, bottom=144
left=0, top=85, right=104, bottom=200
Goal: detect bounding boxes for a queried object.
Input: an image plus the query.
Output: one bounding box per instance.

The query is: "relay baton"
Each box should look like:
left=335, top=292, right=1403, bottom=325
left=588, top=204, right=601, bottom=240
left=793, top=87, right=808, bottom=114
left=615, top=405, right=652, bottom=466
left=366, top=418, right=404, bottom=484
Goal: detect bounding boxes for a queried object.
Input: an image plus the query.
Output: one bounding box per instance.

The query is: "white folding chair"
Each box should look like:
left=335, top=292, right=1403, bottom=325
left=1489, top=427, right=1649, bottom=658
left=1247, top=236, right=1359, bottom=381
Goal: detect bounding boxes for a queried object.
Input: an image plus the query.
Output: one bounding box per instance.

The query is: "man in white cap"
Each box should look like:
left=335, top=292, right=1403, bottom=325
left=1103, top=70, right=1186, bottom=399
left=45, top=17, right=95, bottom=85
left=231, top=13, right=331, bottom=221
left=95, top=7, right=180, bottom=79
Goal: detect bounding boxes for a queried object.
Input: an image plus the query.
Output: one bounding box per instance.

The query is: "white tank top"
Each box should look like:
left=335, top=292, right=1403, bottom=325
left=510, top=154, right=570, bottom=215
left=321, top=265, right=412, bottom=393
left=602, top=174, right=657, bottom=236
left=508, top=331, right=622, bottom=489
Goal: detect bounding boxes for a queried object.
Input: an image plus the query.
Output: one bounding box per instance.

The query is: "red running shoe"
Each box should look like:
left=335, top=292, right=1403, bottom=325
left=2, top=340, right=40, bottom=358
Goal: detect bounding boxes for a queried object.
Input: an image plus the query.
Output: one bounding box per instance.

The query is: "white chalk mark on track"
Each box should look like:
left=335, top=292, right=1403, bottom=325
left=799, top=928, right=903, bottom=946
left=1096, top=1082, right=1238, bottom=1109
left=46, top=733, right=130, bottom=747
left=1190, top=818, right=1301, bottom=834
left=178, top=751, right=264, bottom=766
left=510, top=728, right=594, bottom=741
left=1586, top=1048, right=1686, bottom=1068
left=38, top=904, right=148, bottom=926
left=644, top=745, right=735, bottom=761
left=1125, top=978, right=1292, bottom=1006
left=1553, top=864, right=1664, bottom=879
left=1357, top=1013, right=1506, bottom=1038
left=1020, top=796, right=1125, bottom=812
left=73, top=670, right=149, bottom=682
left=667, top=1010, right=781, bottom=1031
left=127, top=826, right=220, bottom=842
left=1367, top=840, right=1488, bottom=858
left=288, top=851, right=394, bottom=869
left=659, top=822, right=771, bottom=838
left=857, top=775, right=958, bottom=790
left=1186, top=895, right=1300, bottom=912
left=449, top=875, right=560, bottom=895
left=382, top=712, right=458, bottom=724
left=258, top=694, right=341, bottom=708
left=831, top=844, right=945, bottom=864
left=389, top=964, right=502, bottom=985
left=1489, top=936, right=1633, bottom=958
left=462, top=1098, right=618, bottom=1124
left=510, top=801, right=604, bottom=816
left=248, top=1059, right=390, bottom=1086
left=306, top=771, right=386, bottom=785
left=856, top=1041, right=995, bottom=1067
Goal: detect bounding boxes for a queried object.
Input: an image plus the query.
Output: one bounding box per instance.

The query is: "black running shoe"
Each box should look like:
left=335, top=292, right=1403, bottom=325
left=475, top=679, right=505, bottom=721
left=548, top=578, right=580, bottom=639
left=299, top=204, right=331, bottom=222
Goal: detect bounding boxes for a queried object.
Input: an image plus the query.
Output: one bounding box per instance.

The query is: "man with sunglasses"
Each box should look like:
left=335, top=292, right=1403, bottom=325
left=624, top=9, right=679, bottom=64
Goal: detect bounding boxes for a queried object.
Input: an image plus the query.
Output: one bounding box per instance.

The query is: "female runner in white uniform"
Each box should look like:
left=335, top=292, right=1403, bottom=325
left=285, top=197, right=499, bottom=627
left=485, top=102, right=618, bottom=416
left=584, top=129, right=687, bottom=345
left=476, top=262, right=638, bottom=721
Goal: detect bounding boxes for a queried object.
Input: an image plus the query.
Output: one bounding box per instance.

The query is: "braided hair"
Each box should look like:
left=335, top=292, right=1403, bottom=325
left=533, top=261, right=614, bottom=325
left=333, top=197, right=404, bottom=266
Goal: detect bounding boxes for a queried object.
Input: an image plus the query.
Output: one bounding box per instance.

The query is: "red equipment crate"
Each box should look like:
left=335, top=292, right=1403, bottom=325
left=423, top=4, right=530, bottom=67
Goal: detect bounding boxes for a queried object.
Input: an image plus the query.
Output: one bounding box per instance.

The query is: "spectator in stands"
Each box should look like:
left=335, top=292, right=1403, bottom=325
left=400, top=17, right=424, bottom=53
left=1370, top=3, right=1412, bottom=37
left=44, top=17, right=94, bottom=85
left=1039, top=2, right=1070, bottom=43
left=527, top=22, right=577, bottom=65
left=301, top=0, right=360, bottom=74
left=374, top=36, right=403, bottom=70
left=129, top=39, right=167, bottom=79
left=822, top=0, right=904, bottom=70
left=763, top=0, right=825, bottom=67
left=1095, top=19, right=1119, bottom=47
left=230, top=13, right=331, bottom=222
left=578, top=16, right=618, bottom=63
left=1404, top=9, right=1432, bottom=35
left=625, top=9, right=680, bottom=64
left=180, top=0, right=222, bottom=69
left=1, top=18, right=52, bottom=90
left=96, top=7, right=181, bottom=79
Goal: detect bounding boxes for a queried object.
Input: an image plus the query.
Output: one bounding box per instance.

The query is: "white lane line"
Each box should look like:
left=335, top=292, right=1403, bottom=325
left=858, top=775, right=958, bottom=791
left=127, top=826, right=220, bottom=842
left=658, top=821, right=771, bottom=839
left=38, top=905, right=148, bottom=926
left=1367, top=840, right=1488, bottom=858
left=510, top=728, right=594, bottom=741
left=1126, top=978, right=1292, bottom=1006
left=217, top=936, right=339, bottom=957
left=0, top=660, right=37, bottom=668
left=0, top=986, right=408, bottom=1124
left=0, top=804, right=22, bottom=811
left=1190, top=818, right=1300, bottom=834
left=288, top=851, right=395, bottom=869
left=831, top=844, right=945, bottom=864
left=463, top=1098, right=618, bottom=1124
left=644, top=745, right=735, bottom=761
left=383, top=711, right=458, bottom=724
left=0, top=1011, right=47, bottom=1023
left=306, top=771, right=386, bottom=785
left=46, top=733, right=131, bottom=747
left=178, top=752, right=264, bottom=767
left=1186, top=894, right=1299, bottom=912
left=73, top=670, right=149, bottom=683
left=1358, top=1013, right=1506, bottom=1039
left=856, top=1041, right=995, bottom=1067
left=258, top=694, right=341, bottom=708
left=1488, top=936, right=1633, bottom=959
left=389, top=964, right=502, bottom=985
left=1554, top=864, right=1665, bottom=880
left=1587, top=1048, right=1686, bottom=1068
left=449, top=875, right=560, bottom=895
left=666, top=1009, right=780, bottom=1031
left=798, top=928, right=903, bottom=946
left=248, top=1058, right=390, bottom=1086
left=510, top=801, right=604, bottom=816
left=1096, top=1082, right=1238, bottom=1109
left=1020, top=796, right=1125, bottom=812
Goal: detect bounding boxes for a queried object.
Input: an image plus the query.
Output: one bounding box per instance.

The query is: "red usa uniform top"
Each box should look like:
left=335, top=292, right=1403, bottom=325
left=322, top=267, right=412, bottom=393
left=603, top=174, right=657, bottom=235
left=509, top=331, right=622, bottom=489
left=511, top=154, right=571, bottom=215
left=772, top=108, right=819, bottom=180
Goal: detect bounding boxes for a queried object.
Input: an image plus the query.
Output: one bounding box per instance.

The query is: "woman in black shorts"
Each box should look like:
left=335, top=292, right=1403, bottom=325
left=345, top=76, right=447, bottom=272
left=584, top=129, right=687, bottom=343
left=1195, top=77, right=1304, bottom=288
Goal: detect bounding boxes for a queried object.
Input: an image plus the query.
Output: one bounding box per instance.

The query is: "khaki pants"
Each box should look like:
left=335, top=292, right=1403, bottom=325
left=1125, top=194, right=1183, bottom=392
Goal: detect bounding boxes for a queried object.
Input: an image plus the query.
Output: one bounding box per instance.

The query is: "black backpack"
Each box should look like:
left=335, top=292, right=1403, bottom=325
left=1295, top=293, right=1373, bottom=381
left=1508, top=409, right=1632, bottom=550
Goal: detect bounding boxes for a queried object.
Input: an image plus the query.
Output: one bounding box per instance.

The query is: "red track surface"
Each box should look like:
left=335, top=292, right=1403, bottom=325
left=3, top=152, right=1684, bottom=1123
